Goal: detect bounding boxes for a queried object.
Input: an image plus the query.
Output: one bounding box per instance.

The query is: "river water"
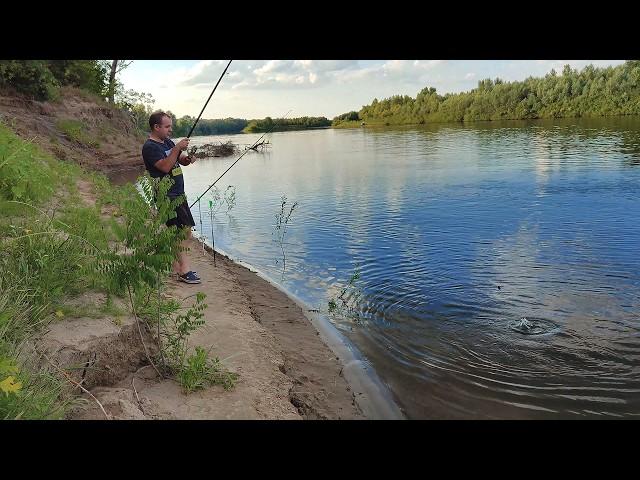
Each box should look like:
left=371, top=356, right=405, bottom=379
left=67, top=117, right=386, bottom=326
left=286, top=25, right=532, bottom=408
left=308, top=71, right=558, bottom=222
left=114, top=118, right=640, bottom=418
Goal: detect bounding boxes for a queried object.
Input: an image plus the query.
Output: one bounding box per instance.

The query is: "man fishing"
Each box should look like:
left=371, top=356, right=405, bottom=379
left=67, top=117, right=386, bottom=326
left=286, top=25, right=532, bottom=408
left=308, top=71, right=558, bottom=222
left=142, top=111, right=201, bottom=284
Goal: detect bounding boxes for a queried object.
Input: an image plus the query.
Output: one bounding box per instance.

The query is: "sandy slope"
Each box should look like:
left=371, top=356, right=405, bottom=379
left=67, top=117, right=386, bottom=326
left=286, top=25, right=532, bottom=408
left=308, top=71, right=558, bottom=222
left=63, top=238, right=364, bottom=420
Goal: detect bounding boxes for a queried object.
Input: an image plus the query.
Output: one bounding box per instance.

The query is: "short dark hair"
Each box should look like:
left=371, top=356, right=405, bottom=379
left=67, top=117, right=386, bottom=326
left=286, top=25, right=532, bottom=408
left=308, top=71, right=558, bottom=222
left=149, top=111, right=170, bottom=131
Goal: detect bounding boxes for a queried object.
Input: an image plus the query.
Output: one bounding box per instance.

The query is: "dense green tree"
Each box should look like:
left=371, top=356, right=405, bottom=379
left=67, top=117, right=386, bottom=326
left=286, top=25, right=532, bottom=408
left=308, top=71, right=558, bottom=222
left=1, top=60, right=113, bottom=101
left=244, top=116, right=331, bottom=132
left=171, top=117, right=249, bottom=136
left=333, top=61, right=640, bottom=127
left=104, top=60, right=133, bottom=104
left=0, top=61, right=59, bottom=100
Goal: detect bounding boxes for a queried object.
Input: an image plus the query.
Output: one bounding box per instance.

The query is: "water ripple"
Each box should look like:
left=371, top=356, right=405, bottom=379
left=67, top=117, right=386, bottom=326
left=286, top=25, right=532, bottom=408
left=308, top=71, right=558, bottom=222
left=182, top=118, right=640, bottom=418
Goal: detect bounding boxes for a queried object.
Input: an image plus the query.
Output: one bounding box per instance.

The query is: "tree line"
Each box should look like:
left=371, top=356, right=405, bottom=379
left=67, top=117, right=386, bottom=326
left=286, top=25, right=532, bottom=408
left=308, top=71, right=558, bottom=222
left=170, top=115, right=332, bottom=136
left=243, top=116, right=331, bottom=133
left=332, top=61, right=640, bottom=126
left=170, top=116, right=248, bottom=136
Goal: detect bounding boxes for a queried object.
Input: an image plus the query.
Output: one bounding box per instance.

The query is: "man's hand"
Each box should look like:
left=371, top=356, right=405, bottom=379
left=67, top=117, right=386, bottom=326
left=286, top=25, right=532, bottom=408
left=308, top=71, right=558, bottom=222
left=176, top=138, right=190, bottom=151
left=178, top=154, right=197, bottom=166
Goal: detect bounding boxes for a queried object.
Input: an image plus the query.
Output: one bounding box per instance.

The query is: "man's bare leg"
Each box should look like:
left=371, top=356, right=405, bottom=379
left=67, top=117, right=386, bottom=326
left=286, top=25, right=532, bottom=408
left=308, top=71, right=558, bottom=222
left=173, top=228, right=192, bottom=276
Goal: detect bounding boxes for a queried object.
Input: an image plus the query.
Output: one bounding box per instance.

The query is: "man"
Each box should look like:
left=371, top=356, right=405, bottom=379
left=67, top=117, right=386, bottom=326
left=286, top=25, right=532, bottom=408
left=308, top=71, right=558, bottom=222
left=142, top=110, right=201, bottom=284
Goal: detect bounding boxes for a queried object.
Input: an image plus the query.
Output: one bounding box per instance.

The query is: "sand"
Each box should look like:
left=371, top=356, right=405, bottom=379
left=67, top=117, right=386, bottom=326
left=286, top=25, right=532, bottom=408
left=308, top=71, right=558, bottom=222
left=63, top=237, right=391, bottom=420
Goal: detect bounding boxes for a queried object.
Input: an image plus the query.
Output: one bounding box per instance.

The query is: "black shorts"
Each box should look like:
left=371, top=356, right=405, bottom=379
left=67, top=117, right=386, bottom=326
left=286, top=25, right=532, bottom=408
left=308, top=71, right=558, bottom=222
left=166, top=198, right=196, bottom=229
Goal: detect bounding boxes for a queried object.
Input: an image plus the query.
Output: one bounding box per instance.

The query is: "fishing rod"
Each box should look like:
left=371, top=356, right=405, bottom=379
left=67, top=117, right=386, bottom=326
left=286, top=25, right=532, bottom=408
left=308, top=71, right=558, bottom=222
left=189, top=110, right=292, bottom=209
left=186, top=59, right=233, bottom=139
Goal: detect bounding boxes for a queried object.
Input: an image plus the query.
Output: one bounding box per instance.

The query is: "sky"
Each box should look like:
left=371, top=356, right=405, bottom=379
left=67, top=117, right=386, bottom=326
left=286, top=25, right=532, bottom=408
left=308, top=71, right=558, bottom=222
left=118, top=60, right=626, bottom=120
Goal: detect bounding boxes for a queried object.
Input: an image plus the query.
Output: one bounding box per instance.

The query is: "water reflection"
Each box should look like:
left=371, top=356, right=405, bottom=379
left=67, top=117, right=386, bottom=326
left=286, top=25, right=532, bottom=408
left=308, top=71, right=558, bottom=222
left=150, top=117, right=640, bottom=418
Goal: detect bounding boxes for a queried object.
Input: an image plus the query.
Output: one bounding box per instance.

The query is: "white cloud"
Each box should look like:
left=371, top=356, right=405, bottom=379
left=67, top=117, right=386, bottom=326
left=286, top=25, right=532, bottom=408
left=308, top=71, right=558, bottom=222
left=333, top=60, right=445, bottom=85
left=175, top=60, right=361, bottom=91
left=165, top=60, right=227, bottom=87
left=167, top=59, right=450, bottom=93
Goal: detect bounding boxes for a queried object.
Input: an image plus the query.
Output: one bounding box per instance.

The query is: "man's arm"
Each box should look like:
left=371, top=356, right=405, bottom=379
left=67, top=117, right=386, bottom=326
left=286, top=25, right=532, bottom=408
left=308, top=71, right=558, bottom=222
left=153, top=139, right=189, bottom=173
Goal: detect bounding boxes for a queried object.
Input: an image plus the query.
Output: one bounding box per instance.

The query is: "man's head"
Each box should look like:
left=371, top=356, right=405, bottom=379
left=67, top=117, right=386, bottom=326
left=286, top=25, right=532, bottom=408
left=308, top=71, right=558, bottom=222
left=149, top=111, right=172, bottom=140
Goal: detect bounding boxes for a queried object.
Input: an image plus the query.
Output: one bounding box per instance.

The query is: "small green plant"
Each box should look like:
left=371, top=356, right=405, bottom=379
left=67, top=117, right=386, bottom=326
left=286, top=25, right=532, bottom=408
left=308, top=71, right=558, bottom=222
left=204, top=185, right=236, bottom=220
left=199, top=185, right=236, bottom=266
left=224, top=185, right=236, bottom=213
left=133, top=283, right=180, bottom=324
left=143, top=291, right=238, bottom=393
left=132, top=280, right=238, bottom=395
left=92, top=173, right=239, bottom=394
left=327, top=268, right=364, bottom=323
left=160, top=292, right=207, bottom=370
left=272, top=194, right=298, bottom=271
left=178, top=346, right=239, bottom=394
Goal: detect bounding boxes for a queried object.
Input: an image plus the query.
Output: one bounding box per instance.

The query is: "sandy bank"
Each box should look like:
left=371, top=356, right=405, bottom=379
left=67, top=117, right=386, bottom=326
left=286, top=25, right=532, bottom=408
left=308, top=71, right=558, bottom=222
left=61, top=237, right=404, bottom=420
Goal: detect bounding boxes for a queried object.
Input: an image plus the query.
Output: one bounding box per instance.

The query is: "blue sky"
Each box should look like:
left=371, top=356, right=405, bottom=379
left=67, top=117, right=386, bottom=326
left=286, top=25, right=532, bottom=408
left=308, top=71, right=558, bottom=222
left=119, top=60, right=626, bottom=120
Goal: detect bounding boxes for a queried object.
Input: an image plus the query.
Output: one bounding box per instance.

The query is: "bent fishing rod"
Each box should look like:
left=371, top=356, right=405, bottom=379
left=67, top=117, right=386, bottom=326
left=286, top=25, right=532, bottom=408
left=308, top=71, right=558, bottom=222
left=189, top=110, right=292, bottom=209
left=185, top=60, right=233, bottom=139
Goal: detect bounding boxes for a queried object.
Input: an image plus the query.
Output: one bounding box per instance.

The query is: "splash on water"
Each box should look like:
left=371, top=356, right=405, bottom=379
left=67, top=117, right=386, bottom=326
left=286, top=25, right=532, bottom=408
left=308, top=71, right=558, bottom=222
left=509, top=316, right=557, bottom=335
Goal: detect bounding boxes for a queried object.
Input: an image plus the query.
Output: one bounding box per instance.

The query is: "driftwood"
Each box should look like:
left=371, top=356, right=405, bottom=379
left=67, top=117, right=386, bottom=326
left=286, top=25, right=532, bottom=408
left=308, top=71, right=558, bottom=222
left=188, top=141, right=238, bottom=159
left=245, top=140, right=271, bottom=152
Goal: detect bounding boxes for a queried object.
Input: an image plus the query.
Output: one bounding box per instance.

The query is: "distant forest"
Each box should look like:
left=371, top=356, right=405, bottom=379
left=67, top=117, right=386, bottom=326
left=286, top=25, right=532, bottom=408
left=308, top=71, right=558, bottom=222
left=170, top=116, right=248, bottom=136
left=169, top=115, right=331, bottom=136
left=332, top=61, right=640, bottom=126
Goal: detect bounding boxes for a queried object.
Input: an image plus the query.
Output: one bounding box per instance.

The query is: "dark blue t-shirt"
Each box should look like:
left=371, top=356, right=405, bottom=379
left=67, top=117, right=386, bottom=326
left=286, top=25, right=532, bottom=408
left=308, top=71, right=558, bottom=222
left=142, top=138, right=185, bottom=198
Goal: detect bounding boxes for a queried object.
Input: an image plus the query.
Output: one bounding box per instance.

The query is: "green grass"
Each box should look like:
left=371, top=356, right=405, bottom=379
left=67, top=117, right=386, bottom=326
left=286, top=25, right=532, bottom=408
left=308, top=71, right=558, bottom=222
left=55, top=119, right=100, bottom=148
left=1, top=122, right=238, bottom=418
left=0, top=349, right=77, bottom=420
left=0, top=126, right=58, bottom=203
left=58, top=295, right=128, bottom=322
left=0, top=282, right=78, bottom=419
left=0, top=123, right=109, bottom=418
